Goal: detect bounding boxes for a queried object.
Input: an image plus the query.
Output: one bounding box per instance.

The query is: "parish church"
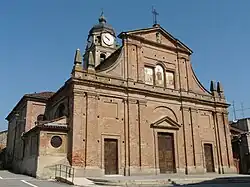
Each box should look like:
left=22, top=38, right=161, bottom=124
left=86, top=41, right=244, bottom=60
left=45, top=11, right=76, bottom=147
left=5, top=12, right=236, bottom=178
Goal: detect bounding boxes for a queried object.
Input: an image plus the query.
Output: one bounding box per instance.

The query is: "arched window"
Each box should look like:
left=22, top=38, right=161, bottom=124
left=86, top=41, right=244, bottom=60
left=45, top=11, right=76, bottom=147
left=155, top=65, right=164, bottom=87
left=55, top=103, right=66, bottom=118
left=37, top=114, right=45, bottom=122
left=100, top=53, right=106, bottom=62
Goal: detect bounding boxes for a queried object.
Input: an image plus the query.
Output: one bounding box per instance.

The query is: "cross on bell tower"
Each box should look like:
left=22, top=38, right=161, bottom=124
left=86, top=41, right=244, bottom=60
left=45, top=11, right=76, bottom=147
left=152, top=6, right=160, bottom=27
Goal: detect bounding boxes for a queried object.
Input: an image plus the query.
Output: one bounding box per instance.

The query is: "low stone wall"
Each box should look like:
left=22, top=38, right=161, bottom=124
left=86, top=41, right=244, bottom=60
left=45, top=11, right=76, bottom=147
left=36, top=155, right=69, bottom=179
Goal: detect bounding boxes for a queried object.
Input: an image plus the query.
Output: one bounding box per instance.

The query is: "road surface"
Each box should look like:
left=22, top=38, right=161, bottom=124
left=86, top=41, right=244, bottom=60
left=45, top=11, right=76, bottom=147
left=1, top=170, right=250, bottom=187
left=0, top=170, right=71, bottom=187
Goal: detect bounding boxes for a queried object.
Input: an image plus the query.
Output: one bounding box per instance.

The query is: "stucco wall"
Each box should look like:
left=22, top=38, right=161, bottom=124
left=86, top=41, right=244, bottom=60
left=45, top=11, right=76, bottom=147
left=26, top=101, right=46, bottom=131
left=6, top=103, right=26, bottom=167
left=37, top=131, right=68, bottom=178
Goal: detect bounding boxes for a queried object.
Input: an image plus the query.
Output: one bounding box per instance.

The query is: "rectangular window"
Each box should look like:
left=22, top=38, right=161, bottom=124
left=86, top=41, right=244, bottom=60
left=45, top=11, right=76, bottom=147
left=144, top=67, right=154, bottom=85
left=166, top=71, right=175, bottom=89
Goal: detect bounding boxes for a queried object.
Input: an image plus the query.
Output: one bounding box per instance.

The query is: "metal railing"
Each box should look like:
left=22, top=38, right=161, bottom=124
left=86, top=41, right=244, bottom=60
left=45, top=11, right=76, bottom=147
left=55, top=164, right=75, bottom=184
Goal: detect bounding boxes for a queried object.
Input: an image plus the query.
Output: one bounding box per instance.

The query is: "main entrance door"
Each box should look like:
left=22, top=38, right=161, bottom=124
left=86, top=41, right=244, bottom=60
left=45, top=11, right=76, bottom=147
left=104, top=139, right=118, bottom=175
left=158, top=133, right=175, bottom=173
left=204, top=143, right=215, bottom=172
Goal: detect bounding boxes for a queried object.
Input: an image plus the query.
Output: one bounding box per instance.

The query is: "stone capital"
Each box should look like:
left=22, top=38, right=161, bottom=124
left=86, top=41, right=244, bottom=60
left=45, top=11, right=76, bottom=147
left=138, top=100, right=147, bottom=106
left=86, top=92, right=98, bottom=99
left=73, top=90, right=85, bottom=96
left=180, top=106, right=190, bottom=111
left=177, top=56, right=189, bottom=61
left=221, top=111, right=229, bottom=115
left=127, top=98, right=137, bottom=104
left=190, top=108, right=198, bottom=113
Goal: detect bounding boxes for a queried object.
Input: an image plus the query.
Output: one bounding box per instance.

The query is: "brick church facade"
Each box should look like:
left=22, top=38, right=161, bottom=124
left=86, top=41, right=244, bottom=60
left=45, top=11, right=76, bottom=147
left=6, top=14, right=236, bottom=178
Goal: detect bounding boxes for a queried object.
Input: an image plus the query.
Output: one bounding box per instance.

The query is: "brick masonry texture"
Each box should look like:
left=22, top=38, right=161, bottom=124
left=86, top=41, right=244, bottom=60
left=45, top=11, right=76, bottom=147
left=6, top=23, right=236, bottom=178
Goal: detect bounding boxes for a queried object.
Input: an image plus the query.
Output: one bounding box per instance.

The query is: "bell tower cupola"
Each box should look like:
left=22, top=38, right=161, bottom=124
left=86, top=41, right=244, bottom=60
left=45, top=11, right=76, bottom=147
left=84, top=12, right=117, bottom=69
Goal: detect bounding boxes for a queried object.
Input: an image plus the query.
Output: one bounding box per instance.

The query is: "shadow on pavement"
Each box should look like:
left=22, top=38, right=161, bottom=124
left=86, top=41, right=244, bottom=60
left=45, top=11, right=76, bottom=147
left=0, top=148, right=5, bottom=170
left=171, top=176, right=250, bottom=186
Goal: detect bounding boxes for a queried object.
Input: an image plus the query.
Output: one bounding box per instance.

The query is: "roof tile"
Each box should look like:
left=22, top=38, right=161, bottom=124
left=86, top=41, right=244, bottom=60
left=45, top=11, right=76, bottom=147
left=24, top=91, right=55, bottom=100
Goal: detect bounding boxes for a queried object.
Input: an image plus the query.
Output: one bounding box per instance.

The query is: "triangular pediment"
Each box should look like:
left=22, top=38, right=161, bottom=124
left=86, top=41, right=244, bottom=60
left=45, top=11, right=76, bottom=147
left=151, top=116, right=181, bottom=130
left=118, top=26, right=192, bottom=54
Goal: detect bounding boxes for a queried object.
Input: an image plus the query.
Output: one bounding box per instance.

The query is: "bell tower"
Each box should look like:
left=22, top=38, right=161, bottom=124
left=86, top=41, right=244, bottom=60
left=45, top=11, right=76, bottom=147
left=83, top=12, right=117, bottom=69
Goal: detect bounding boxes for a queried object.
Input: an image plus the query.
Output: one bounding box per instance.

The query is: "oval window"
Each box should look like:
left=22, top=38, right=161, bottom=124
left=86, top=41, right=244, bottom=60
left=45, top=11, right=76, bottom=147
left=50, top=136, right=62, bottom=148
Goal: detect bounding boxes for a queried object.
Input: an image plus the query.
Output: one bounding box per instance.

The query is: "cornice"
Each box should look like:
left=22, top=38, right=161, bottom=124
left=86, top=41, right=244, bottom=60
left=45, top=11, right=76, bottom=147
left=126, top=34, right=191, bottom=55
left=71, top=78, right=229, bottom=109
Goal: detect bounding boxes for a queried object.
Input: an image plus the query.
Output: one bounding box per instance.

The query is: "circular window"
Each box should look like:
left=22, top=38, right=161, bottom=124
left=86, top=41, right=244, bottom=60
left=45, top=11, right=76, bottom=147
left=50, top=136, right=62, bottom=148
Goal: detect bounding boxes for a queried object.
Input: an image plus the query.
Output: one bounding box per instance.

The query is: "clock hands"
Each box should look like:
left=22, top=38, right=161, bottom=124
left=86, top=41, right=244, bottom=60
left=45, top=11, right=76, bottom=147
left=105, top=35, right=110, bottom=41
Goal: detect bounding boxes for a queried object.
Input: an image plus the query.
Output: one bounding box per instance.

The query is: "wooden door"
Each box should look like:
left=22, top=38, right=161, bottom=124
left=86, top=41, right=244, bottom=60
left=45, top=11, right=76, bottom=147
left=204, top=144, right=215, bottom=172
left=158, top=133, right=175, bottom=173
left=104, top=139, right=118, bottom=175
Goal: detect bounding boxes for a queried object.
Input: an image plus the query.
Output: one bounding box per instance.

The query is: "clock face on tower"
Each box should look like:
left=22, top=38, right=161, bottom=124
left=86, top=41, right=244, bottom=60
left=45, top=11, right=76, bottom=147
left=102, top=33, right=114, bottom=46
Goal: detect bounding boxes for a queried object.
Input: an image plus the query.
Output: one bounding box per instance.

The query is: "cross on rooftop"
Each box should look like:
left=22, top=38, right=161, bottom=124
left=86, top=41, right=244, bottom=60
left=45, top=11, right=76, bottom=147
left=152, top=6, right=159, bottom=26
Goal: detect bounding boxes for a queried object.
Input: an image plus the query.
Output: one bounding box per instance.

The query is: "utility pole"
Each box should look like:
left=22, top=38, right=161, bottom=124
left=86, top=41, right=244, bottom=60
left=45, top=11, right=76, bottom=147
left=241, top=102, right=245, bottom=118
left=234, top=101, right=250, bottom=119
left=232, top=100, right=237, bottom=121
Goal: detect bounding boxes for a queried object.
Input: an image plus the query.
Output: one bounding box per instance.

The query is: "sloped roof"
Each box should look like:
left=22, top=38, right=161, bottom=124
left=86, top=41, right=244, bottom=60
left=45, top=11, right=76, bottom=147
left=24, top=91, right=55, bottom=100
left=229, top=125, right=245, bottom=135
left=23, top=116, right=69, bottom=137
left=6, top=91, right=55, bottom=121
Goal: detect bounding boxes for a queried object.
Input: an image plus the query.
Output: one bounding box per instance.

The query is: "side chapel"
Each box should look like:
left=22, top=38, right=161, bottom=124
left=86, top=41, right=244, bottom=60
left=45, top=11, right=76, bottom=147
left=6, top=13, right=236, bottom=178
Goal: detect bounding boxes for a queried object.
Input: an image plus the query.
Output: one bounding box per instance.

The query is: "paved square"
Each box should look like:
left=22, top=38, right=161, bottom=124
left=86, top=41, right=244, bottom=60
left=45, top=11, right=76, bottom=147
left=0, top=170, right=71, bottom=187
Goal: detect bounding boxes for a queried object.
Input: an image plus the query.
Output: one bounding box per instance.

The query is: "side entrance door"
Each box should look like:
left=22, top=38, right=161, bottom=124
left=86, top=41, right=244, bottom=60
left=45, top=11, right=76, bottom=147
left=158, top=133, right=175, bottom=173
left=204, top=143, right=215, bottom=172
left=104, top=139, right=118, bottom=175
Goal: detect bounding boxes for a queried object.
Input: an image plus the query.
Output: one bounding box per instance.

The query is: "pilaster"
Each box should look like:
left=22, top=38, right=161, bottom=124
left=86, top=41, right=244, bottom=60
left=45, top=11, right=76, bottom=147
left=190, top=108, right=205, bottom=173
left=222, top=112, right=237, bottom=173
left=177, top=56, right=188, bottom=91
left=136, top=44, right=144, bottom=83
left=215, top=111, right=228, bottom=173
left=127, top=98, right=140, bottom=174
left=212, top=111, right=222, bottom=174
left=123, top=98, right=129, bottom=175
left=181, top=107, right=195, bottom=174
left=71, top=91, right=86, bottom=167
left=85, top=92, right=101, bottom=173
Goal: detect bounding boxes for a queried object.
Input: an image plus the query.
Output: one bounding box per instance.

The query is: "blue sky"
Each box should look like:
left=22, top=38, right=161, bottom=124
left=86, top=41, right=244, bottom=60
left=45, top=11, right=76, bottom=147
left=1, top=0, right=250, bottom=130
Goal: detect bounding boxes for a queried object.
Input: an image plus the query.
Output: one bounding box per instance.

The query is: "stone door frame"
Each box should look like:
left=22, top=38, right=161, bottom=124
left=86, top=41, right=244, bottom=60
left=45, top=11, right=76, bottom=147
left=101, top=134, right=121, bottom=175
left=151, top=116, right=181, bottom=174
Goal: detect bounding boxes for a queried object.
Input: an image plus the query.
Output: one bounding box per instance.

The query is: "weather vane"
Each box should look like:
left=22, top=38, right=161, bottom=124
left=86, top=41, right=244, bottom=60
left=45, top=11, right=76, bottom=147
left=152, top=6, right=159, bottom=26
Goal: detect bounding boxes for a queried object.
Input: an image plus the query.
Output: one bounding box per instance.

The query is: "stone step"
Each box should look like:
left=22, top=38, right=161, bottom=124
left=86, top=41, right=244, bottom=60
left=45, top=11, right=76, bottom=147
left=56, top=175, right=250, bottom=186
left=88, top=176, right=250, bottom=186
